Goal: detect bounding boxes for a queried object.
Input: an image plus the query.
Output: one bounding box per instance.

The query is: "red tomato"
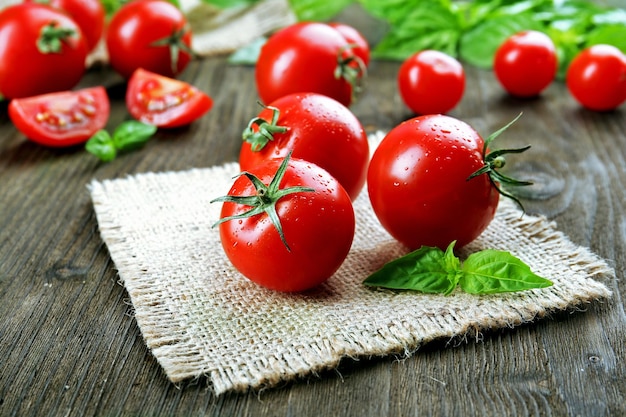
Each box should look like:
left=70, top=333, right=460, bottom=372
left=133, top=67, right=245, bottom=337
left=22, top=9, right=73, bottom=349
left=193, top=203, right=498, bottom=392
left=25, top=0, right=105, bottom=52
left=126, top=68, right=213, bottom=128
left=566, top=44, right=626, bottom=112
left=255, top=22, right=366, bottom=107
left=214, top=156, right=355, bottom=292
left=239, top=92, right=369, bottom=200
left=105, top=0, right=193, bottom=79
left=397, top=50, right=465, bottom=115
left=8, top=87, right=110, bottom=147
left=367, top=115, right=499, bottom=251
left=493, top=30, right=558, bottom=98
left=0, top=3, right=88, bottom=99
left=328, top=22, right=370, bottom=67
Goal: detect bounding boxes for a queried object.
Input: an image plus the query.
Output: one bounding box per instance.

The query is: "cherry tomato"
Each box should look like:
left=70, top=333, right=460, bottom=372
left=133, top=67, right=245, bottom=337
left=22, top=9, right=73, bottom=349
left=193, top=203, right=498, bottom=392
left=255, top=22, right=366, bottom=107
left=126, top=68, right=213, bottom=128
left=328, top=22, right=370, bottom=67
left=105, top=0, right=193, bottom=79
left=0, top=3, right=88, bottom=99
left=367, top=115, right=499, bottom=251
left=8, top=87, right=110, bottom=147
left=239, top=93, right=369, bottom=201
left=214, top=156, right=355, bottom=292
left=493, top=30, right=558, bottom=98
left=25, top=0, right=105, bottom=52
left=566, top=44, right=626, bottom=112
left=397, top=50, right=465, bottom=115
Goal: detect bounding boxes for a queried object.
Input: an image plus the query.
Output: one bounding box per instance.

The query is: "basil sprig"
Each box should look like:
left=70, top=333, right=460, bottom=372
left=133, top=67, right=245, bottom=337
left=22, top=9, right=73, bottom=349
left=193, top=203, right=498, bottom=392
left=86, top=120, right=157, bottom=162
left=364, top=241, right=553, bottom=295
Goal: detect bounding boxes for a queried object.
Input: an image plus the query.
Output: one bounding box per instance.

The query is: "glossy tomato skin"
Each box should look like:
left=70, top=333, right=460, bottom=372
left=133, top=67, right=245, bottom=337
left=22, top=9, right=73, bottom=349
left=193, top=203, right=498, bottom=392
left=218, top=158, right=355, bottom=292
left=398, top=50, right=465, bottom=115
left=328, top=22, right=370, bottom=67
left=126, top=68, right=213, bottom=128
left=25, top=0, right=105, bottom=51
left=255, top=22, right=360, bottom=107
left=239, top=93, right=369, bottom=200
left=367, top=115, right=499, bottom=251
left=493, top=30, right=557, bottom=98
left=105, top=0, right=192, bottom=78
left=0, top=3, right=88, bottom=99
left=566, top=44, right=626, bottom=112
left=9, top=87, right=110, bottom=147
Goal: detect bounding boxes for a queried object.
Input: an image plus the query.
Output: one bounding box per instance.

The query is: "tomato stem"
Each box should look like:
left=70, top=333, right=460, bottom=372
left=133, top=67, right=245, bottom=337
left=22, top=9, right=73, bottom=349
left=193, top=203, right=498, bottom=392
left=150, top=27, right=197, bottom=76
left=37, top=21, right=76, bottom=54
left=242, top=104, right=288, bottom=151
left=211, top=152, right=314, bottom=251
left=334, top=44, right=367, bottom=104
left=467, top=113, right=533, bottom=211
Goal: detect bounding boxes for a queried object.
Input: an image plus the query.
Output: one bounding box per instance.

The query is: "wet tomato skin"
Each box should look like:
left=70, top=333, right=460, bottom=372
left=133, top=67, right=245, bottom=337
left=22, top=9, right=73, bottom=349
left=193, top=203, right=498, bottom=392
left=239, top=92, right=369, bottom=201
left=367, top=114, right=499, bottom=251
left=218, top=158, right=355, bottom=292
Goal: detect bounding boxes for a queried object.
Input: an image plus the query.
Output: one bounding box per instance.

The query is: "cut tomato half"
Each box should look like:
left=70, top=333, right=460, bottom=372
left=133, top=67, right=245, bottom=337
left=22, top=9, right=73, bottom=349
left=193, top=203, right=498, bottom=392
left=8, top=86, right=110, bottom=147
left=126, top=68, right=213, bottom=128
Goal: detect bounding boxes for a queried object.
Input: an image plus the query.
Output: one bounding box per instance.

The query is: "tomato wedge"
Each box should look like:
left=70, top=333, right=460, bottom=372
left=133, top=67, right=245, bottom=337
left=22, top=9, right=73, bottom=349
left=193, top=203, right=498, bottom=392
left=8, top=86, right=110, bottom=147
left=125, top=68, right=213, bottom=128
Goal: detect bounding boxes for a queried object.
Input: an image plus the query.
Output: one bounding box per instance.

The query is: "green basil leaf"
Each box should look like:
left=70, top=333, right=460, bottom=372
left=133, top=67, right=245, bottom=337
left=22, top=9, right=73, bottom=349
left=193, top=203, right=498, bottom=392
left=364, top=243, right=459, bottom=295
left=288, top=0, right=353, bottom=21
left=586, top=24, right=626, bottom=53
left=228, top=37, right=267, bottom=65
left=460, top=249, right=553, bottom=294
left=85, top=130, right=116, bottom=162
left=112, top=121, right=157, bottom=152
left=202, top=0, right=259, bottom=9
left=459, top=13, right=543, bottom=68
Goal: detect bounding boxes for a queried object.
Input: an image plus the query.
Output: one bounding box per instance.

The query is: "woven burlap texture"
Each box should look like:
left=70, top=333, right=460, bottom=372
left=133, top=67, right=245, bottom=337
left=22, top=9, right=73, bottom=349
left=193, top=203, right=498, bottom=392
left=89, top=135, right=613, bottom=395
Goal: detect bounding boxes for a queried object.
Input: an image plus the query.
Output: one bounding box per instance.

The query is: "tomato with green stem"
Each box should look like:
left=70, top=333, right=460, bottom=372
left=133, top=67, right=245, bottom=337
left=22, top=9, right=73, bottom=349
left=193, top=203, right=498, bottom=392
left=212, top=154, right=355, bottom=292
left=255, top=22, right=367, bottom=107
left=9, top=87, right=109, bottom=147
left=566, top=44, right=626, bottom=112
left=238, top=93, right=369, bottom=201
left=0, top=3, right=88, bottom=99
left=367, top=114, right=531, bottom=251
left=125, top=68, right=213, bottom=128
left=105, top=0, right=194, bottom=78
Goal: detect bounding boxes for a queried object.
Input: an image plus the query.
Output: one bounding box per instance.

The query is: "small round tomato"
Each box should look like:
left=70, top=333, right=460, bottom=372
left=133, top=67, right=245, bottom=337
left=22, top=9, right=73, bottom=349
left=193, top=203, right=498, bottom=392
left=398, top=50, right=465, bottom=115
left=126, top=68, right=213, bottom=128
left=25, top=0, right=105, bottom=52
left=239, top=93, right=369, bottom=200
left=368, top=115, right=501, bottom=251
left=105, top=0, right=193, bottom=78
left=0, top=3, right=88, bottom=99
left=328, top=22, right=370, bottom=67
left=213, top=155, right=355, bottom=292
left=255, top=22, right=366, bottom=107
left=566, top=44, right=626, bottom=112
left=493, top=30, right=558, bottom=98
left=8, top=86, right=110, bottom=147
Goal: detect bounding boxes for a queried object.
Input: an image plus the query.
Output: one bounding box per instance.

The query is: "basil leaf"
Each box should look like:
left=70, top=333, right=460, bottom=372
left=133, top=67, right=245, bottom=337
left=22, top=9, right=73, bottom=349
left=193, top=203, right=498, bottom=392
left=586, top=24, right=626, bottom=53
left=112, top=121, right=157, bottom=152
left=459, top=13, right=543, bottom=68
left=85, top=130, right=116, bottom=162
left=364, top=243, right=459, bottom=295
left=228, top=37, right=267, bottom=65
left=460, top=249, right=553, bottom=294
left=288, top=0, right=353, bottom=21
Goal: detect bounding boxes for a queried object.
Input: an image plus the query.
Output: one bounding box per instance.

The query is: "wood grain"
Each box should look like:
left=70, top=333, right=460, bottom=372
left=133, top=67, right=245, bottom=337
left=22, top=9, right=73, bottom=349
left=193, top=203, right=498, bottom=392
left=1, top=56, right=625, bottom=417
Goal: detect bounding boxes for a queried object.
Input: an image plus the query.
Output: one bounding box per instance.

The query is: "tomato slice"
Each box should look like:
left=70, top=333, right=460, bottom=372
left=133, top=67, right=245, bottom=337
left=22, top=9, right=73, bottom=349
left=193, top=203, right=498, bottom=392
left=8, top=86, right=110, bottom=147
left=126, top=68, right=213, bottom=128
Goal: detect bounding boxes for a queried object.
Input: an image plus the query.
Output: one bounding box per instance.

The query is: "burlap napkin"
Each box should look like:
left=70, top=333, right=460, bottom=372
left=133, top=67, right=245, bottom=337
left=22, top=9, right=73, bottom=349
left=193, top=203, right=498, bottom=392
left=89, top=133, right=613, bottom=395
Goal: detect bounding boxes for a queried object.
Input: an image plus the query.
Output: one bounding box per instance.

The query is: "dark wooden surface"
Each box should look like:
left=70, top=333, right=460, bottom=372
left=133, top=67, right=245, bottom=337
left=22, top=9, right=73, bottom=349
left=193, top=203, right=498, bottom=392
left=1, top=55, right=625, bottom=417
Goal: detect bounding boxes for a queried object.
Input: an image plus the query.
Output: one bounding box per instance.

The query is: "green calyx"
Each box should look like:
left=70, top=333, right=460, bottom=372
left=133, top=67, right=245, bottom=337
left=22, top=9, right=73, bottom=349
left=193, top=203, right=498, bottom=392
left=242, top=104, right=288, bottom=152
left=211, top=152, right=314, bottom=251
left=37, top=21, right=76, bottom=54
left=334, top=43, right=367, bottom=104
left=467, top=113, right=533, bottom=211
left=150, top=27, right=197, bottom=75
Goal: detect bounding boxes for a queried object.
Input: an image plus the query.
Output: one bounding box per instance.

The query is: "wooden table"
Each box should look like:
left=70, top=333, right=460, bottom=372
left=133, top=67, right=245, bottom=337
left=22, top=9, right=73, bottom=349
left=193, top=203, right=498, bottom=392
left=1, top=56, right=624, bottom=416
